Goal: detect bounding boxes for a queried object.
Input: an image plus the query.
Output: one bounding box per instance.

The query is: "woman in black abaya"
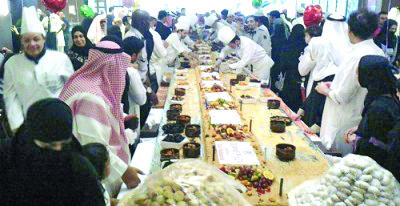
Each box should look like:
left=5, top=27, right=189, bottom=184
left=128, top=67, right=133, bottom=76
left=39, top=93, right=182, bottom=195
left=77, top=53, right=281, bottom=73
left=271, top=24, right=307, bottom=112
left=347, top=55, right=400, bottom=180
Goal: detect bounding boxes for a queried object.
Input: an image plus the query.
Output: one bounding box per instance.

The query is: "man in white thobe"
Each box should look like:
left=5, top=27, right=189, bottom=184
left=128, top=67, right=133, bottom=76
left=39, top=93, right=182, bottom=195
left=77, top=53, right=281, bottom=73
left=316, top=10, right=384, bottom=155
left=4, top=6, right=74, bottom=133
left=217, top=26, right=274, bottom=82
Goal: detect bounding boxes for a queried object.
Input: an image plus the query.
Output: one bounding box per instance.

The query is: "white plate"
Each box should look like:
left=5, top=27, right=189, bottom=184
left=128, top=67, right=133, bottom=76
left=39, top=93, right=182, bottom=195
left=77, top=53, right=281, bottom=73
left=176, top=85, right=189, bottom=90
left=236, top=85, right=250, bottom=90
left=160, top=135, right=190, bottom=150
left=176, top=76, right=187, bottom=80
left=205, top=92, right=233, bottom=102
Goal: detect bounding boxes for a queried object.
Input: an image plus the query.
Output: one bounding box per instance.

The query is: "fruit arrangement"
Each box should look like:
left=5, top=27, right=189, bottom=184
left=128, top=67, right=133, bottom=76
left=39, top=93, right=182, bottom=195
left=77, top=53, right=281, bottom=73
left=208, top=124, right=250, bottom=141
left=220, top=166, right=274, bottom=195
left=119, top=160, right=251, bottom=206
left=208, top=98, right=236, bottom=110
left=203, top=84, right=225, bottom=92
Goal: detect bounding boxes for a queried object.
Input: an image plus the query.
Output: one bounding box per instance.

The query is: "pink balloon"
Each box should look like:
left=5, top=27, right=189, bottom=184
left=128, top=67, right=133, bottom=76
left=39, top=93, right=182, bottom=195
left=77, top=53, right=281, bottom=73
left=122, top=0, right=135, bottom=8
left=41, top=0, right=67, bottom=13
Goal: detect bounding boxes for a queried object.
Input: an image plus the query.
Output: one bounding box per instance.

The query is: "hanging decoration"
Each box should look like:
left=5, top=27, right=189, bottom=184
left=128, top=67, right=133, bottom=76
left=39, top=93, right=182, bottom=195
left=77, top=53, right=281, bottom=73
left=252, top=0, right=263, bottom=8
left=122, top=0, right=135, bottom=8
left=133, top=0, right=141, bottom=11
left=80, top=5, right=95, bottom=19
left=41, top=0, right=67, bottom=13
left=261, top=0, right=271, bottom=8
left=303, top=5, right=323, bottom=28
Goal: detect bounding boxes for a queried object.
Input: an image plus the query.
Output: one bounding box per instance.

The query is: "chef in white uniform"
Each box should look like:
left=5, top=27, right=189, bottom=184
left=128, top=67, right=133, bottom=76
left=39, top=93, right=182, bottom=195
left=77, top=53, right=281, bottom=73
left=165, top=20, right=191, bottom=65
left=217, top=26, right=274, bottom=82
left=4, top=6, right=74, bottom=133
left=316, top=10, right=384, bottom=155
left=205, top=14, right=225, bottom=42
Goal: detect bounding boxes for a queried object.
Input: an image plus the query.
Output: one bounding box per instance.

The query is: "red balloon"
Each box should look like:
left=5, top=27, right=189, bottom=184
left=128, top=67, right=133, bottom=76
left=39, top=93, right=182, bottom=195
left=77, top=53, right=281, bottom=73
left=304, top=5, right=323, bottom=28
left=41, top=0, right=67, bottom=13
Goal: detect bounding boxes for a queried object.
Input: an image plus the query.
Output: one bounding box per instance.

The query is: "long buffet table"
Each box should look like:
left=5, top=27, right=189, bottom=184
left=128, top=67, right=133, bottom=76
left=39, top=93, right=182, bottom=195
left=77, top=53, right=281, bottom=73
left=119, top=44, right=331, bottom=205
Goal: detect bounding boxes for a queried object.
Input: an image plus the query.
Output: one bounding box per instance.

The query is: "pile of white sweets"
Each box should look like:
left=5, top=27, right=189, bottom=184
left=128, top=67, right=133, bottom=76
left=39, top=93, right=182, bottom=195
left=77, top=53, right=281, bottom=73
left=294, top=154, right=400, bottom=206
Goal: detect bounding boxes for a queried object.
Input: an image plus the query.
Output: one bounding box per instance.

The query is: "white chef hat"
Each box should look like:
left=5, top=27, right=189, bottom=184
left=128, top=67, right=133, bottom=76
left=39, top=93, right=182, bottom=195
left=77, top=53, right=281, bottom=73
left=218, top=26, right=236, bottom=45
left=21, top=6, right=46, bottom=36
left=175, top=21, right=190, bottom=31
left=205, top=14, right=218, bottom=27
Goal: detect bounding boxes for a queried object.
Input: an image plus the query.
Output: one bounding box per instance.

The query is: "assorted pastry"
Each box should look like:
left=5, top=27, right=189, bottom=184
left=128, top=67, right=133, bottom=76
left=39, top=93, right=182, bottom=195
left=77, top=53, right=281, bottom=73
left=208, top=98, right=236, bottom=110
left=207, top=124, right=251, bottom=141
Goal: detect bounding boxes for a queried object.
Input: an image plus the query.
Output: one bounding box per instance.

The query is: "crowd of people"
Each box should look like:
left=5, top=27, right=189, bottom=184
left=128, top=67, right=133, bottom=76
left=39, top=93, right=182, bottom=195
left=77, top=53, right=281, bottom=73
left=0, top=3, right=399, bottom=205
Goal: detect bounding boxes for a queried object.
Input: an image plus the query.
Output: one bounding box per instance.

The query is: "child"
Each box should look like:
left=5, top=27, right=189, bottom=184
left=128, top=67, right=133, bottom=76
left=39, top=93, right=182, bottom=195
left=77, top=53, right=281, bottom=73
left=82, top=143, right=118, bottom=206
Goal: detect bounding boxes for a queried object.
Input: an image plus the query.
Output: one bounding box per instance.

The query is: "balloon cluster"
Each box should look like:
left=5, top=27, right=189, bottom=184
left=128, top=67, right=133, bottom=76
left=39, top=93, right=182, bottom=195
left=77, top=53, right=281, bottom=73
left=252, top=0, right=271, bottom=9
left=41, top=0, right=67, bottom=13
left=304, top=5, right=323, bottom=27
left=80, top=5, right=95, bottom=19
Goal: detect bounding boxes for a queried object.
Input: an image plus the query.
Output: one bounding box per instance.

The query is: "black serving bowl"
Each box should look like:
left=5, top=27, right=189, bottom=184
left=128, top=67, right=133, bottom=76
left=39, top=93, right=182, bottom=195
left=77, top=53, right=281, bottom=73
left=161, top=148, right=180, bottom=161
left=162, top=123, right=185, bottom=134
left=270, top=120, right=286, bottom=133
left=237, top=74, right=246, bottom=81
left=167, top=109, right=181, bottom=121
left=175, top=88, right=186, bottom=96
left=170, top=103, right=183, bottom=113
left=271, top=116, right=292, bottom=126
left=177, top=115, right=191, bottom=125
left=185, top=124, right=201, bottom=137
left=183, top=142, right=201, bottom=158
left=276, top=144, right=296, bottom=162
left=230, top=79, right=239, bottom=86
left=267, top=99, right=281, bottom=109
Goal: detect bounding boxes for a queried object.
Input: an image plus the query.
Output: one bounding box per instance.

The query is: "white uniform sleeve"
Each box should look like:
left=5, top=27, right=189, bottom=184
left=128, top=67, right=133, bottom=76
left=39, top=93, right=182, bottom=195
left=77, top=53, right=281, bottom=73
left=218, top=46, right=234, bottom=60
left=127, top=68, right=147, bottom=106
left=328, top=58, right=360, bottom=105
left=298, top=45, right=316, bottom=76
left=184, top=36, right=195, bottom=48
left=229, top=44, right=255, bottom=69
left=3, top=61, right=24, bottom=132
left=166, top=33, right=187, bottom=54
left=60, top=53, right=75, bottom=83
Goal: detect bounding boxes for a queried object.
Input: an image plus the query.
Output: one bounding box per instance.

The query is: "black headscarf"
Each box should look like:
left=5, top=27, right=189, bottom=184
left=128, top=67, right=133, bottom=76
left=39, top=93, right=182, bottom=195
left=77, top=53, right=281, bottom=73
left=288, top=24, right=307, bottom=54
left=2, top=98, right=106, bottom=206
left=358, top=55, right=399, bottom=113
left=375, top=19, right=398, bottom=49
left=25, top=98, right=73, bottom=143
left=107, top=25, right=123, bottom=40
left=70, top=25, right=93, bottom=57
